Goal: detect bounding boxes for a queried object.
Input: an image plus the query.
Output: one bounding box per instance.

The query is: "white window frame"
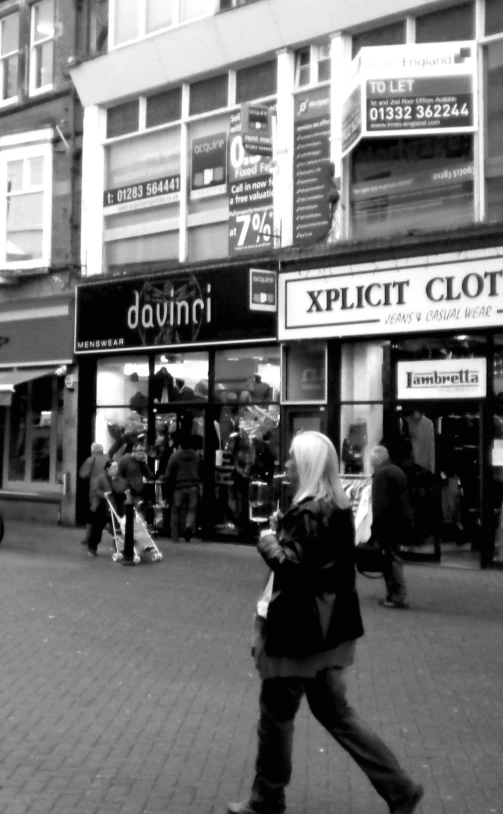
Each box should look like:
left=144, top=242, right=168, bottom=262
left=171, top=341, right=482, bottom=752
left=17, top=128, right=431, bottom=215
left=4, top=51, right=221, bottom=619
left=29, top=0, right=55, bottom=96
left=0, top=141, right=52, bottom=270
left=110, top=0, right=216, bottom=51
left=3, top=375, right=62, bottom=493
left=0, top=11, right=19, bottom=107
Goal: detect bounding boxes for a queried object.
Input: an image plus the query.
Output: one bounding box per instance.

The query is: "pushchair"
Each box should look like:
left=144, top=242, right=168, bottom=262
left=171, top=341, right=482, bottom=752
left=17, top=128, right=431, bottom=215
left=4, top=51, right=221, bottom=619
left=106, top=496, right=163, bottom=563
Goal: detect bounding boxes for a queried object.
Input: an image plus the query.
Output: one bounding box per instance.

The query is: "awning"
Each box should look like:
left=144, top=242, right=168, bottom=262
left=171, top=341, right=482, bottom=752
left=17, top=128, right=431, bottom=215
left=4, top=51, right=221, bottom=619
left=0, top=367, right=56, bottom=407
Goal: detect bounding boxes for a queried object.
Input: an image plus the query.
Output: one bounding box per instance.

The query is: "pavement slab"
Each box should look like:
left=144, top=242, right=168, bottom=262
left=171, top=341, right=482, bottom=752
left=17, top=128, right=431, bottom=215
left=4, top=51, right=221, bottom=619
left=0, top=521, right=501, bottom=814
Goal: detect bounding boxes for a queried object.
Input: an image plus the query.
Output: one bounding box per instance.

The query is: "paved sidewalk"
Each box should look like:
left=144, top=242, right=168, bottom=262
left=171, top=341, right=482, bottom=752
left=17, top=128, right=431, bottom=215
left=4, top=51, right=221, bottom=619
left=0, top=521, right=501, bottom=814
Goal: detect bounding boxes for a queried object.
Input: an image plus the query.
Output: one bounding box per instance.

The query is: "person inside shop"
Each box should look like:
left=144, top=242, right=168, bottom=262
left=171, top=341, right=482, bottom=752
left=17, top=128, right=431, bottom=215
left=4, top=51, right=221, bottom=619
left=245, top=374, right=272, bottom=402
left=86, top=459, right=127, bottom=557
left=78, top=443, right=110, bottom=547
left=396, top=439, right=438, bottom=548
left=251, top=430, right=275, bottom=483
left=370, top=446, right=414, bottom=609
left=231, top=430, right=255, bottom=538
left=164, top=433, right=202, bottom=542
left=342, top=420, right=367, bottom=474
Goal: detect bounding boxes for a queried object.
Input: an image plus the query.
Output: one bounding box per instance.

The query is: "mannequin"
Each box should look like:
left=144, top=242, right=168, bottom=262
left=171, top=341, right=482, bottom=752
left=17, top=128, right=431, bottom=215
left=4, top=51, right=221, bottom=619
left=404, top=409, right=435, bottom=473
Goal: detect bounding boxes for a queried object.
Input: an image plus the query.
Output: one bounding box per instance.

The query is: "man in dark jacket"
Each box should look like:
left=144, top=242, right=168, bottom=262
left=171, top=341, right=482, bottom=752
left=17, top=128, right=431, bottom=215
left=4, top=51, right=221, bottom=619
left=371, top=445, right=413, bottom=609
left=164, top=434, right=202, bottom=542
left=78, top=443, right=110, bottom=546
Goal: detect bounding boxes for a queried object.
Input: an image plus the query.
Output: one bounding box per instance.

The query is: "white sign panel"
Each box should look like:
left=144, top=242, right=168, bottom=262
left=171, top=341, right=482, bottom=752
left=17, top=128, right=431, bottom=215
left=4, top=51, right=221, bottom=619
left=279, top=249, right=503, bottom=340
left=341, top=41, right=477, bottom=156
left=397, top=358, right=486, bottom=400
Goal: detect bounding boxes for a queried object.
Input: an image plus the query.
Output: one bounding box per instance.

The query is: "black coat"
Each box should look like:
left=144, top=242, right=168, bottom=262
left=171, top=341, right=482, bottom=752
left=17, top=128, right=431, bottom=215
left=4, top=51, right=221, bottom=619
left=371, top=461, right=413, bottom=544
left=258, top=498, right=364, bottom=657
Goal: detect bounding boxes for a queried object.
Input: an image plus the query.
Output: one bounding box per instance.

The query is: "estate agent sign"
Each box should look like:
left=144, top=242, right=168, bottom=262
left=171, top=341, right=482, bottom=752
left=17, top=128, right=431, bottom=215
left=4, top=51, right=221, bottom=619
left=342, top=41, right=477, bottom=156
left=76, top=267, right=276, bottom=353
left=279, top=249, right=503, bottom=340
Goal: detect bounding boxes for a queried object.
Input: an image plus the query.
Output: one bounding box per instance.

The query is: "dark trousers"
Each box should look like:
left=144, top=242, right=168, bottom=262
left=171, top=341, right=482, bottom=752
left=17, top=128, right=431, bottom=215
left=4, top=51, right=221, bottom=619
left=88, top=507, right=110, bottom=551
left=171, top=486, right=199, bottom=541
left=250, top=668, right=414, bottom=812
left=382, top=544, right=408, bottom=604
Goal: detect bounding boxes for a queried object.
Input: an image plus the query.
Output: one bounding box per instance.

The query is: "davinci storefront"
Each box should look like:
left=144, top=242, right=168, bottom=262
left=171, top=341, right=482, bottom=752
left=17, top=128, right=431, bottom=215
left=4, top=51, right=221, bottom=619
left=279, top=246, right=503, bottom=569
left=74, top=264, right=282, bottom=540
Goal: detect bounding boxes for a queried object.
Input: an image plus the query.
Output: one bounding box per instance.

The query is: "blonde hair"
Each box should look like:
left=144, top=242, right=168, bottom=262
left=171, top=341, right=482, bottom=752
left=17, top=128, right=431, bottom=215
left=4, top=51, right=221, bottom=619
left=290, top=431, right=350, bottom=510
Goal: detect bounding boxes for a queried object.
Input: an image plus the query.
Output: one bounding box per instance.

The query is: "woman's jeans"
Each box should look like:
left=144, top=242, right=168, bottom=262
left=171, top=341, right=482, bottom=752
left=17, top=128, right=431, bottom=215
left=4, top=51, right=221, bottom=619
left=250, top=668, right=413, bottom=812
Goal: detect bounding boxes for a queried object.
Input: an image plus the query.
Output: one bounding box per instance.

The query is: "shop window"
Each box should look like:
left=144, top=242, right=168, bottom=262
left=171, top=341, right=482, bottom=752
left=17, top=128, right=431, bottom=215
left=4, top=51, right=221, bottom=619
left=29, top=0, right=54, bottom=94
left=152, top=352, right=209, bottom=458
left=485, top=40, right=503, bottom=220
left=350, top=135, right=474, bottom=240
left=341, top=341, right=391, bottom=402
left=214, top=346, right=280, bottom=537
left=106, top=100, right=140, bottom=139
left=146, top=87, right=182, bottom=128
left=317, top=43, right=331, bottom=82
left=283, top=342, right=326, bottom=403
left=486, top=0, right=503, bottom=36
left=105, top=232, right=180, bottom=268
left=351, top=21, right=406, bottom=60
left=95, top=355, right=149, bottom=454
left=0, top=11, right=19, bottom=104
left=236, top=60, right=277, bottom=103
left=189, top=74, right=228, bottom=115
left=415, top=2, right=474, bottom=43
left=5, top=376, right=63, bottom=490
left=1, top=143, right=51, bottom=268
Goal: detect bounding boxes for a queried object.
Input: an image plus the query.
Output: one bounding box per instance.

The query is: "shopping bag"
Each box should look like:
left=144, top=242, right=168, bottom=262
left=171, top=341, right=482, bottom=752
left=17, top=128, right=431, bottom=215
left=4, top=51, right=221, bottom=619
left=355, top=539, right=385, bottom=578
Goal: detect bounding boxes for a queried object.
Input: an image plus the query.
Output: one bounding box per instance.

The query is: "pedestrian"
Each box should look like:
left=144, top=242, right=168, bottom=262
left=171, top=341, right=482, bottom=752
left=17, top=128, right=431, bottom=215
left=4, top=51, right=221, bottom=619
left=164, top=433, right=202, bottom=542
left=87, top=459, right=127, bottom=556
left=228, top=431, right=423, bottom=814
left=78, top=442, right=110, bottom=546
left=117, top=441, right=155, bottom=502
left=371, top=445, right=414, bottom=609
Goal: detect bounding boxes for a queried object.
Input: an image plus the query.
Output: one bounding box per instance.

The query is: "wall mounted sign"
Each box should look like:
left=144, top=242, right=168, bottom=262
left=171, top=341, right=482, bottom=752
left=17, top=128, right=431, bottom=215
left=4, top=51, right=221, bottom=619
left=249, top=268, right=276, bottom=312
left=103, top=174, right=181, bottom=215
left=228, top=109, right=273, bottom=255
left=240, top=103, right=273, bottom=157
left=279, top=249, right=503, bottom=340
left=293, top=87, right=332, bottom=245
left=190, top=132, right=228, bottom=200
left=397, top=357, right=486, bottom=400
left=75, top=267, right=276, bottom=354
left=342, top=41, right=477, bottom=156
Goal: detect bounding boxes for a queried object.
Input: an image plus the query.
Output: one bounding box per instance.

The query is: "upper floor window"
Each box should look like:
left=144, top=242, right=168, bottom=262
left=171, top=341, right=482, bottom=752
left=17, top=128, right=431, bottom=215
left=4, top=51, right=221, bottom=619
left=30, top=0, right=55, bottom=94
left=0, top=143, right=52, bottom=268
left=351, top=21, right=405, bottom=59
left=112, top=0, right=214, bottom=48
left=0, top=12, right=19, bottom=104
left=415, top=2, right=474, bottom=43
left=294, top=42, right=331, bottom=88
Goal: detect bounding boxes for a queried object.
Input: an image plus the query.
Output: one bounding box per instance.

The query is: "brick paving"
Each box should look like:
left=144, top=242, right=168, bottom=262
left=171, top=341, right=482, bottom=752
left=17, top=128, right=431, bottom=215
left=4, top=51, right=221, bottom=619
left=0, top=521, right=501, bottom=814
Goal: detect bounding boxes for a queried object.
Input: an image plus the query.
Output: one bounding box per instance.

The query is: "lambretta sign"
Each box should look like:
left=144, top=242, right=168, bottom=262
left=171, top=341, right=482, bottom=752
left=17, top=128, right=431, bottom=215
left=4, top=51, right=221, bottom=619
left=397, top=358, right=487, bottom=400
left=279, top=249, right=503, bottom=340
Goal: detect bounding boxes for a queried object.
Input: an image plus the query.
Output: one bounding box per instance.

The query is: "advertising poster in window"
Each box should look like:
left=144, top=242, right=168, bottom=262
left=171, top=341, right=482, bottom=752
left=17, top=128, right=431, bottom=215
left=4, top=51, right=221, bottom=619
left=104, top=134, right=181, bottom=215
left=293, top=87, right=332, bottom=245
left=342, top=41, right=477, bottom=156
left=190, top=132, right=228, bottom=200
left=228, top=109, right=274, bottom=255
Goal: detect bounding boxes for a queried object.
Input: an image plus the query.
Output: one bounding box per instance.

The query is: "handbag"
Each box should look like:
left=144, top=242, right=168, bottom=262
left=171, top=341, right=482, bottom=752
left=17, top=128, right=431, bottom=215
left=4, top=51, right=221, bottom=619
left=355, top=538, right=385, bottom=578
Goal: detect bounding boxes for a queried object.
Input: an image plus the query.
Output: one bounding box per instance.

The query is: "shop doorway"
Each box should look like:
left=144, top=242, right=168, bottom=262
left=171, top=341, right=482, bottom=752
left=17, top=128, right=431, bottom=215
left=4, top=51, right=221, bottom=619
left=395, top=400, right=482, bottom=568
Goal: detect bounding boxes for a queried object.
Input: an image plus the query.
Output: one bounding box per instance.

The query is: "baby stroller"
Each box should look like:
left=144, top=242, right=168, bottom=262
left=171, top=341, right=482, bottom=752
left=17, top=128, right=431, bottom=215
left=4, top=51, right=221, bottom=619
left=106, top=496, right=163, bottom=563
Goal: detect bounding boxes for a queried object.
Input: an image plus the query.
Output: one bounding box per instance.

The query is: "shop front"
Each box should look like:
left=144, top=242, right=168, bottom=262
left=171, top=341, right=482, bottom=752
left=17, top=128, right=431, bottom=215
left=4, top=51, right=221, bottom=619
left=0, top=297, right=77, bottom=524
left=75, top=265, right=282, bottom=540
left=279, top=247, right=503, bottom=569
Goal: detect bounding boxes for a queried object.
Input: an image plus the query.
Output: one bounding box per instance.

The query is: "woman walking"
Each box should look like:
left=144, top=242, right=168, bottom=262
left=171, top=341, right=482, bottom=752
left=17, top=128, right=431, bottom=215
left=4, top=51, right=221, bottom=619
left=228, top=431, right=423, bottom=814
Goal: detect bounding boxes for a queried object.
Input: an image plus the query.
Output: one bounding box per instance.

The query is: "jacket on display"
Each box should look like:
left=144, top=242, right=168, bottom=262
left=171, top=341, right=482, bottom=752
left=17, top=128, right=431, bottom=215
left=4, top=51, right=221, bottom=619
left=258, top=498, right=364, bottom=658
